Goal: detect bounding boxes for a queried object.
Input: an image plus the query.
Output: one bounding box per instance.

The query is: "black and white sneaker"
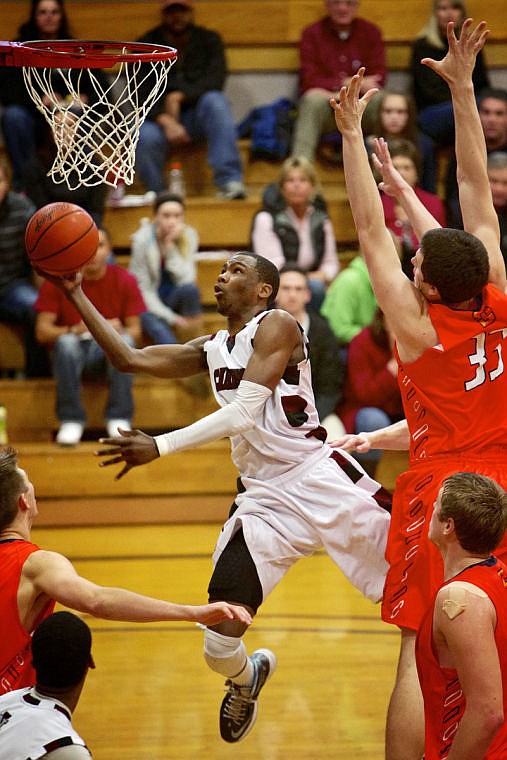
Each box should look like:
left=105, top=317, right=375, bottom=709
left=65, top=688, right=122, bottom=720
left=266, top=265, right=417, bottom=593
left=219, top=648, right=277, bottom=743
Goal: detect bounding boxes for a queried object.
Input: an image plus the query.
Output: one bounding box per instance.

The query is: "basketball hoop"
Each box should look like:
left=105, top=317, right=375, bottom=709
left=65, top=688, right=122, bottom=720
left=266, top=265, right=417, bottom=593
left=0, top=40, right=178, bottom=189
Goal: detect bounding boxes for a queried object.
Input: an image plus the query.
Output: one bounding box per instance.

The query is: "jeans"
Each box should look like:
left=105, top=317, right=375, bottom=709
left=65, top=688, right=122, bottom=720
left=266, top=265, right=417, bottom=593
left=135, top=91, right=243, bottom=193
left=53, top=332, right=135, bottom=423
left=0, top=279, right=50, bottom=377
left=353, top=406, right=392, bottom=474
left=1, top=105, right=37, bottom=191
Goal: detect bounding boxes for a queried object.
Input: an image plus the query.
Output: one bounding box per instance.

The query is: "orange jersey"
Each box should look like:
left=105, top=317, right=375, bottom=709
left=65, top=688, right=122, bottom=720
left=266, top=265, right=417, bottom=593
left=0, top=539, right=55, bottom=694
left=416, top=557, right=507, bottom=759
left=397, top=284, right=507, bottom=461
left=383, top=285, right=507, bottom=630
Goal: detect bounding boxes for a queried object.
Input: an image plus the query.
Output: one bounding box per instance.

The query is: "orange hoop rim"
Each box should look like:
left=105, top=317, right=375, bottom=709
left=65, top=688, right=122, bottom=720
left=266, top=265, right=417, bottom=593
left=0, top=40, right=177, bottom=68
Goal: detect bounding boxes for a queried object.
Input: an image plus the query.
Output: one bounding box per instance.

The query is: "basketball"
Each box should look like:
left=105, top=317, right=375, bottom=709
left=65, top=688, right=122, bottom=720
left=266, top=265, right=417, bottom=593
left=25, top=202, right=99, bottom=276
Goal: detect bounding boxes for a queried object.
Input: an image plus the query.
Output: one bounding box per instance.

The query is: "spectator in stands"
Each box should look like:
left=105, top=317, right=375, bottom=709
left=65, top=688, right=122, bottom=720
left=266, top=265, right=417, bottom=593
left=35, top=228, right=146, bottom=446
left=291, top=0, right=386, bottom=163
left=0, top=612, right=95, bottom=759
left=320, top=249, right=377, bottom=357
left=379, top=139, right=447, bottom=277
left=22, top=119, right=107, bottom=228
left=0, top=0, right=99, bottom=192
left=410, top=0, right=489, bottom=148
left=135, top=0, right=246, bottom=200
left=336, top=307, right=404, bottom=477
left=129, top=192, right=202, bottom=345
left=250, top=156, right=339, bottom=310
left=364, top=90, right=438, bottom=194
left=275, top=265, right=345, bottom=437
left=446, top=87, right=507, bottom=229
left=488, top=152, right=507, bottom=265
left=0, top=159, right=50, bottom=379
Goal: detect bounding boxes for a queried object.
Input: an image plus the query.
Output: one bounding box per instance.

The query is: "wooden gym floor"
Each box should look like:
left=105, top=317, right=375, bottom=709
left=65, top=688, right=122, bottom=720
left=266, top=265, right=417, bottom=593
left=32, top=519, right=399, bottom=759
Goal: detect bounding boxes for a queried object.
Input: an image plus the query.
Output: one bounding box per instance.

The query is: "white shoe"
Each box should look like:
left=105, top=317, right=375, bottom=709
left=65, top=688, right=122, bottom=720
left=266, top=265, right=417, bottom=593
left=106, top=419, right=131, bottom=438
left=56, top=422, right=84, bottom=446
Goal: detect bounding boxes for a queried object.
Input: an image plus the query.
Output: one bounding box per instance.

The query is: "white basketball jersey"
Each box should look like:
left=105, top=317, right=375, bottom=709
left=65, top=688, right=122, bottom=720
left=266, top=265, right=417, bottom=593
left=0, top=687, right=89, bottom=759
left=204, top=310, right=329, bottom=480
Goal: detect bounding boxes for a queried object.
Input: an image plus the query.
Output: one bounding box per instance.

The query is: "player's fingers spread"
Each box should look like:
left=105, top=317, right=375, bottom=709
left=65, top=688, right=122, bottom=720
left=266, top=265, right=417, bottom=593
left=115, top=465, right=131, bottom=481
left=98, top=456, right=125, bottom=467
left=95, top=446, right=124, bottom=456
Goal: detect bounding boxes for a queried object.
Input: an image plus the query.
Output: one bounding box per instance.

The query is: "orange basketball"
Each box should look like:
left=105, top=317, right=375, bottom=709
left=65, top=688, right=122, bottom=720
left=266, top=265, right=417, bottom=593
left=25, top=202, right=99, bottom=276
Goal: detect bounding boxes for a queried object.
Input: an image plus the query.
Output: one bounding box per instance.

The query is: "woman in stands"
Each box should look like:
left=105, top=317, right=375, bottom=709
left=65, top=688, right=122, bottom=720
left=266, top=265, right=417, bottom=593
left=364, top=89, right=438, bottom=194
left=250, top=156, right=339, bottom=310
left=410, top=0, right=490, bottom=148
left=129, top=192, right=202, bottom=346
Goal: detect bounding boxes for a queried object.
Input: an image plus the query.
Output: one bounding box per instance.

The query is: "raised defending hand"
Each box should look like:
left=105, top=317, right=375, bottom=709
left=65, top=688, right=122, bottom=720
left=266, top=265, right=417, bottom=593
left=421, top=18, right=489, bottom=86
left=371, top=137, right=410, bottom=199
left=330, top=67, right=379, bottom=135
left=95, top=428, right=160, bottom=480
left=328, top=432, right=372, bottom=454
left=189, top=602, right=253, bottom=627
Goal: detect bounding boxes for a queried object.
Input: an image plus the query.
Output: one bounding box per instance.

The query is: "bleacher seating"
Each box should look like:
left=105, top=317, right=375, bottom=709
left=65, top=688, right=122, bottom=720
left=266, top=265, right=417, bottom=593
left=0, top=1, right=502, bottom=518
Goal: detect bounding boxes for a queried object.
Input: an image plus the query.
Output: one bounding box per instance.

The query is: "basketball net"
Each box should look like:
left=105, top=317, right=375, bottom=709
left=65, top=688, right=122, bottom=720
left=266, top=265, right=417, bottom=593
left=22, top=54, right=176, bottom=190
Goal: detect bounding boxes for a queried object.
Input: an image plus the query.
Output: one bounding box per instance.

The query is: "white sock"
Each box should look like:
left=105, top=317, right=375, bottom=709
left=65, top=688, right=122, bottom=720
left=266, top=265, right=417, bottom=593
left=203, top=628, right=254, bottom=684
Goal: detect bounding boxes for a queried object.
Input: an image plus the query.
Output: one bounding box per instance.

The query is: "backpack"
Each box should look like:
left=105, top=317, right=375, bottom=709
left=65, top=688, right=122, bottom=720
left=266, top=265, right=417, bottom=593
left=237, top=98, right=297, bottom=161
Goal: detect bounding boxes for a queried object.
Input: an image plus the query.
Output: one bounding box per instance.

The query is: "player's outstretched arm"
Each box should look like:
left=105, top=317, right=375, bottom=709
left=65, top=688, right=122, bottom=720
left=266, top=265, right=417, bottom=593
left=422, top=19, right=506, bottom=291
left=329, top=418, right=410, bottom=453
left=330, top=71, right=423, bottom=337
left=36, top=269, right=208, bottom=379
left=372, top=138, right=443, bottom=241
left=25, top=551, right=253, bottom=626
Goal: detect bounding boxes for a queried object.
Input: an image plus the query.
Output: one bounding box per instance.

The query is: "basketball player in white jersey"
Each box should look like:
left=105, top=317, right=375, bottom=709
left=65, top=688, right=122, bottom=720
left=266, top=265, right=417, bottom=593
left=44, top=251, right=391, bottom=743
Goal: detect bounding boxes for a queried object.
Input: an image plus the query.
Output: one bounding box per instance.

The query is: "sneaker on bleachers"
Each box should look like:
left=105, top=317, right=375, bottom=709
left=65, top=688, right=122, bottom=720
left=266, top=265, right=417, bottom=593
left=218, top=181, right=247, bottom=200
left=56, top=422, right=84, bottom=446
left=106, top=419, right=131, bottom=438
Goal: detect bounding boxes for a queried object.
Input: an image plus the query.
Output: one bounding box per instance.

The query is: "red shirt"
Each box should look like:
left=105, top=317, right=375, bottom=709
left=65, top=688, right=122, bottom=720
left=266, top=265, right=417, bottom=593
left=35, top=264, right=146, bottom=327
left=416, top=557, right=507, bottom=759
left=299, top=16, right=386, bottom=94
left=397, top=284, right=507, bottom=462
left=0, top=539, right=55, bottom=694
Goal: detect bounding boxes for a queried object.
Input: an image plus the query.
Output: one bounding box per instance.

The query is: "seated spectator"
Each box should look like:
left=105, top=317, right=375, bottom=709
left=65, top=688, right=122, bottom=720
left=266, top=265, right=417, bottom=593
left=134, top=0, right=246, bottom=199
left=446, top=87, right=507, bottom=229
left=0, top=159, right=50, bottom=378
left=487, top=152, right=507, bottom=265
left=378, top=139, right=446, bottom=277
left=336, top=308, right=404, bottom=477
left=35, top=228, right=146, bottom=446
left=291, top=0, right=386, bottom=163
left=129, top=192, right=202, bottom=345
left=320, top=250, right=377, bottom=356
left=22, top=118, right=107, bottom=227
left=364, top=89, right=438, bottom=194
left=250, top=156, right=339, bottom=310
left=275, top=265, right=345, bottom=437
left=0, top=612, right=95, bottom=759
left=0, top=0, right=103, bottom=191
left=410, top=0, right=489, bottom=149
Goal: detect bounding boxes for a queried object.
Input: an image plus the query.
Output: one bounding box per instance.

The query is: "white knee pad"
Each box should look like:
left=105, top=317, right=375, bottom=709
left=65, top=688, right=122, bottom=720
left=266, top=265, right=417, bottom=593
left=203, top=627, right=248, bottom=679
